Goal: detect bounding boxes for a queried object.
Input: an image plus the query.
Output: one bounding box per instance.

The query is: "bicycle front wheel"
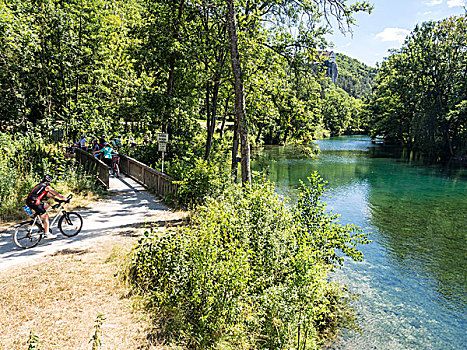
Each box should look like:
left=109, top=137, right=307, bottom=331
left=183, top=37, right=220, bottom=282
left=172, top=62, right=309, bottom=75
left=114, top=163, right=119, bottom=178
left=14, top=222, right=42, bottom=249
left=58, top=212, right=83, bottom=237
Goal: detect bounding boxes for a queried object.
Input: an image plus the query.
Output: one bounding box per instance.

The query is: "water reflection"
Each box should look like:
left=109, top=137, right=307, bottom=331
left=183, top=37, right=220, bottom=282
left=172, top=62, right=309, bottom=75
left=251, top=136, right=467, bottom=349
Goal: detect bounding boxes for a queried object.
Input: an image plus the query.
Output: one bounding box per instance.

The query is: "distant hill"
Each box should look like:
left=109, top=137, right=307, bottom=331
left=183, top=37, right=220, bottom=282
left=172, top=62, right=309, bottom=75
left=335, top=53, right=377, bottom=98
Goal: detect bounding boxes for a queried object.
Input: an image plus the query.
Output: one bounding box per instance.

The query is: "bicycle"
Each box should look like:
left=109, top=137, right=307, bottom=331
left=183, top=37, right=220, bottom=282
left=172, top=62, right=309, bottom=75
left=13, top=194, right=83, bottom=249
left=111, top=154, right=120, bottom=178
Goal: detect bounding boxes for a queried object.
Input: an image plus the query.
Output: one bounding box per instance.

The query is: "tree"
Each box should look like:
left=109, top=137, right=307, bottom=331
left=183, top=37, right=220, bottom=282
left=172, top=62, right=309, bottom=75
left=368, top=15, right=467, bottom=159
left=226, top=0, right=250, bottom=183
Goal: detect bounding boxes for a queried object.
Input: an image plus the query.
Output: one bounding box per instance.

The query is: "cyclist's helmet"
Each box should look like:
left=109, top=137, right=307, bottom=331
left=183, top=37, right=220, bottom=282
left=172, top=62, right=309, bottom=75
left=104, top=142, right=109, bottom=146
left=43, top=174, right=53, bottom=183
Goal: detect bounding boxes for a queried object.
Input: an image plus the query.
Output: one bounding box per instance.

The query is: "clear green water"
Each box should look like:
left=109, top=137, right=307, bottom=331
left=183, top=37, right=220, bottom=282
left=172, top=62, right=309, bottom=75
left=251, top=136, right=467, bottom=350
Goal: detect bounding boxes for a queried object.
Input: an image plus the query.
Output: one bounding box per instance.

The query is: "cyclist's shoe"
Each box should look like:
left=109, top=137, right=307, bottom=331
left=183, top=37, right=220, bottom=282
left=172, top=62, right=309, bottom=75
left=44, top=231, right=57, bottom=239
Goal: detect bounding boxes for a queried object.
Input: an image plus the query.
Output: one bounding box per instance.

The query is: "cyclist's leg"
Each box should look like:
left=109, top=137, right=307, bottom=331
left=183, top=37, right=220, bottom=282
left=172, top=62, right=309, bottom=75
left=40, top=203, right=50, bottom=233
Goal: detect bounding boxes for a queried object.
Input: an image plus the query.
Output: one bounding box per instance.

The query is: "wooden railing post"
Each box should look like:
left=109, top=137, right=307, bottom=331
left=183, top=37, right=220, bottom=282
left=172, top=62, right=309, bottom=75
left=74, top=148, right=109, bottom=189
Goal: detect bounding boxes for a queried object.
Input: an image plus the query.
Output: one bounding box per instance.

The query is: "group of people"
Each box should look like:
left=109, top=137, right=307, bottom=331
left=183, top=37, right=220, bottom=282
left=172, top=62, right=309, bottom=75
left=76, top=134, right=122, bottom=152
left=70, top=134, right=142, bottom=153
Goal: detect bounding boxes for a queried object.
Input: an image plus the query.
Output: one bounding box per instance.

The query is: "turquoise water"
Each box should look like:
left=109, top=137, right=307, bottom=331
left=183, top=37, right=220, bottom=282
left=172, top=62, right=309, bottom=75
left=251, top=136, right=467, bottom=349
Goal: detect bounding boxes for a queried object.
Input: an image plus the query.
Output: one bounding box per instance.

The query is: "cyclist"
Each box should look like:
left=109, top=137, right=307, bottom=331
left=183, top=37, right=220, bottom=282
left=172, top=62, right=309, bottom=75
left=129, top=135, right=136, bottom=148
left=114, top=134, right=122, bottom=149
left=91, top=139, right=100, bottom=156
left=26, top=174, right=67, bottom=239
left=143, top=134, right=151, bottom=145
left=93, top=142, right=117, bottom=169
left=110, top=137, right=118, bottom=150
left=98, top=135, right=106, bottom=149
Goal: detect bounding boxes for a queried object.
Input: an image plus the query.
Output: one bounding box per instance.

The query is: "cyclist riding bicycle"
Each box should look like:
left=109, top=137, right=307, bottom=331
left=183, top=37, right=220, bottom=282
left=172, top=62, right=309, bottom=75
left=93, top=142, right=117, bottom=168
left=26, top=174, right=67, bottom=239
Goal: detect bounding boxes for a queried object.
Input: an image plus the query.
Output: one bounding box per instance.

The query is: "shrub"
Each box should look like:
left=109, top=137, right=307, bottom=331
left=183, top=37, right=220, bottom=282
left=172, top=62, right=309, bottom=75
left=128, top=173, right=369, bottom=349
left=172, top=158, right=230, bottom=208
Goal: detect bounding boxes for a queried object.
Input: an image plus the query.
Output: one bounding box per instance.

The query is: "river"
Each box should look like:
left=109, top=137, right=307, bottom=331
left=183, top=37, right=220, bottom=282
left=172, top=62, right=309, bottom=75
left=251, top=135, right=467, bottom=349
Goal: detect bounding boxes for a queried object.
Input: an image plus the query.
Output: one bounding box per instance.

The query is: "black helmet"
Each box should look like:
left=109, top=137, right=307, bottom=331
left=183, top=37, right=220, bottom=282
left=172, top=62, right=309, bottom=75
left=43, top=174, right=53, bottom=183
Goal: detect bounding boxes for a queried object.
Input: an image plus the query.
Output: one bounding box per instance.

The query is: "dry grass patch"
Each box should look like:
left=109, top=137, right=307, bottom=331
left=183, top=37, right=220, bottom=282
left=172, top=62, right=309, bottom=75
left=0, top=234, right=164, bottom=350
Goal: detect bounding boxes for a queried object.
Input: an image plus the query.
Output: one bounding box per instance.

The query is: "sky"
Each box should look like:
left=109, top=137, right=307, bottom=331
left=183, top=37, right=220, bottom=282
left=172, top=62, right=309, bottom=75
left=327, top=0, right=466, bottom=67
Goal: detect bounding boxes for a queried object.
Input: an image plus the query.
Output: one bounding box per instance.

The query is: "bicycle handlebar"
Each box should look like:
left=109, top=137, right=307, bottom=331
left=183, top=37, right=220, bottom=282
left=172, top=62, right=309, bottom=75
left=54, top=194, right=72, bottom=204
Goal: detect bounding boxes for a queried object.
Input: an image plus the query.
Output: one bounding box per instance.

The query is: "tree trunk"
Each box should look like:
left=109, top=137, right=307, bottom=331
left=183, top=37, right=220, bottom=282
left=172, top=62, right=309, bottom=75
left=75, top=14, right=82, bottom=106
left=226, top=0, right=251, bottom=184
left=205, top=80, right=212, bottom=159
left=205, top=77, right=220, bottom=160
left=231, top=120, right=239, bottom=182
left=256, top=124, right=263, bottom=144
left=163, top=0, right=185, bottom=133
left=219, top=95, right=230, bottom=139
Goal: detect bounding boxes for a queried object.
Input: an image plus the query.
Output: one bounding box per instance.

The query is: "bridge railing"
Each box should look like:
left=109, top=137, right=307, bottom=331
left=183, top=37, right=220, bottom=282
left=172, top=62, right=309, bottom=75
left=119, top=155, right=178, bottom=198
left=74, top=148, right=110, bottom=189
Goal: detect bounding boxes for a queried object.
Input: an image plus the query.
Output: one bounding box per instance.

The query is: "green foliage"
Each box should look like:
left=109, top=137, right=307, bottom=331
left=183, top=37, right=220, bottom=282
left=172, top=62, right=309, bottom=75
left=320, top=85, right=366, bottom=136
left=89, top=313, right=106, bottom=350
left=368, top=15, right=467, bottom=159
left=128, top=173, right=369, bottom=349
left=0, top=131, right=100, bottom=221
left=0, top=0, right=145, bottom=136
left=172, top=158, right=230, bottom=208
left=27, top=331, right=41, bottom=350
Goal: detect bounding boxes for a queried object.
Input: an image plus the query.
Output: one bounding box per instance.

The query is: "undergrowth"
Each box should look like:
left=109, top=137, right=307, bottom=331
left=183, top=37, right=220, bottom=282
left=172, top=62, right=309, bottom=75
left=127, top=173, right=370, bottom=349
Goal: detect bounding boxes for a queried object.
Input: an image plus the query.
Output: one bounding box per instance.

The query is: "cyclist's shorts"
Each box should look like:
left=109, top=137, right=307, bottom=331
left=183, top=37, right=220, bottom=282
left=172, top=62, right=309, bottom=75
left=27, top=202, right=46, bottom=215
left=103, top=158, right=112, bottom=167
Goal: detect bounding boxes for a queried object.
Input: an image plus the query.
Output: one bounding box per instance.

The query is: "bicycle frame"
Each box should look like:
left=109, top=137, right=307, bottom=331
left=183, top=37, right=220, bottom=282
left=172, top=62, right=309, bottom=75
left=25, top=204, right=66, bottom=232
left=111, top=155, right=120, bottom=166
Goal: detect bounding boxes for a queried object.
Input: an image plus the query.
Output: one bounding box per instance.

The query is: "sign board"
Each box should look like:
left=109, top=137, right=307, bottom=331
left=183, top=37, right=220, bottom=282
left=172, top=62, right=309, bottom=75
left=157, top=133, right=169, bottom=143
left=52, top=130, right=64, bottom=142
left=158, top=142, right=167, bottom=152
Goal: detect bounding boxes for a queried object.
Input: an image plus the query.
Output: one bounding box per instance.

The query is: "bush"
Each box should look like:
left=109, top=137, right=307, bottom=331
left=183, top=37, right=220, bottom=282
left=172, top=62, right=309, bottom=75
left=128, top=173, right=369, bottom=349
left=171, top=158, right=231, bottom=208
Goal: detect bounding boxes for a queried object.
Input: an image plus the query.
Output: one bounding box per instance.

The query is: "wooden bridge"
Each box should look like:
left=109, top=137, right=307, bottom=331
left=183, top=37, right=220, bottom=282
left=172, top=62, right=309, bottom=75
left=74, top=149, right=178, bottom=198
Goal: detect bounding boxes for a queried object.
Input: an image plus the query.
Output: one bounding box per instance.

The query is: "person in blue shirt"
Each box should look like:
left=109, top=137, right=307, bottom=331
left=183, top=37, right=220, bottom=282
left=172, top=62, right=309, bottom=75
left=93, top=142, right=117, bottom=168
left=115, top=135, right=122, bottom=149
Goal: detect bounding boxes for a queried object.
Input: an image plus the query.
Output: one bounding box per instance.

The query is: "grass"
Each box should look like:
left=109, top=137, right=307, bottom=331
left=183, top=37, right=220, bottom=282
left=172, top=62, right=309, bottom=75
left=0, top=231, right=168, bottom=350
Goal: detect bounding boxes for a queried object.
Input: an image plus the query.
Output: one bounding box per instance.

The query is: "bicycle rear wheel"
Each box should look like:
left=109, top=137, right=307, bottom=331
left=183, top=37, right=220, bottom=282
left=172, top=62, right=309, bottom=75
left=58, top=212, right=83, bottom=237
left=14, top=222, right=42, bottom=249
left=114, top=163, right=119, bottom=178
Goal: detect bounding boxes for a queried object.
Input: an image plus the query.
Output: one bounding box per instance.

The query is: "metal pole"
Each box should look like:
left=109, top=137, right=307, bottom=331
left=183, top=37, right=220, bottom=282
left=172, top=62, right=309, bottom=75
left=162, top=151, right=165, bottom=173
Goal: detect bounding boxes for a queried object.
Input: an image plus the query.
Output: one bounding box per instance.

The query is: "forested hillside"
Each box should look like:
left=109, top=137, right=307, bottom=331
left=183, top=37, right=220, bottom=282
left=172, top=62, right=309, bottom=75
left=335, top=53, right=377, bottom=98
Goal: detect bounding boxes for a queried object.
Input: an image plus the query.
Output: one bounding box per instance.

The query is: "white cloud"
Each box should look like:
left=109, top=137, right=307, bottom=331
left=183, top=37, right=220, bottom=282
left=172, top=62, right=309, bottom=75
left=447, top=0, right=465, bottom=7
left=424, top=0, right=443, bottom=5
left=376, top=28, right=411, bottom=43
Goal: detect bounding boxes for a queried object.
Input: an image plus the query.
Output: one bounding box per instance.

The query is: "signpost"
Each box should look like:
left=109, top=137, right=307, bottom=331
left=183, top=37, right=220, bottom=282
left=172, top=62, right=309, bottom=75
left=157, top=133, right=169, bottom=173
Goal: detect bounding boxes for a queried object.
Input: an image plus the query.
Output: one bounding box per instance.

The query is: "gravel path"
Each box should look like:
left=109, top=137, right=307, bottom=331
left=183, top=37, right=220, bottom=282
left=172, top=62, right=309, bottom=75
left=0, top=175, right=183, bottom=270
